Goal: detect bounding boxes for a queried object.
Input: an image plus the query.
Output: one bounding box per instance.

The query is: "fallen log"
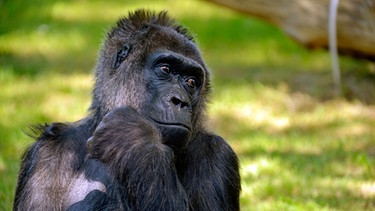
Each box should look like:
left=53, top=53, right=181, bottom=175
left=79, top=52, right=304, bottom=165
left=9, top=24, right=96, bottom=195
left=205, top=0, right=375, bottom=60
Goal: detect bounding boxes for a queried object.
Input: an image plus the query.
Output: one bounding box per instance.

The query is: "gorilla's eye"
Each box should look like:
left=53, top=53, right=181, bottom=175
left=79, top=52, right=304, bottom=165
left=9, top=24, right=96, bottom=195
left=160, top=65, right=170, bottom=74
left=186, top=78, right=196, bottom=88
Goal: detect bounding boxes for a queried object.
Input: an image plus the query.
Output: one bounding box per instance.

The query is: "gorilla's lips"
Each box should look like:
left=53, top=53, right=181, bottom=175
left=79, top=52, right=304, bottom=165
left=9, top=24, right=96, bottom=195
left=151, top=119, right=192, bottom=149
left=152, top=120, right=191, bottom=131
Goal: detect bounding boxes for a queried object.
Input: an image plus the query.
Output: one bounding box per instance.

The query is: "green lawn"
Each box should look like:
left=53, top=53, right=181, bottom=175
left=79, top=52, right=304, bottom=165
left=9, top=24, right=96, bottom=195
left=1, top=0, right=375, bottom=210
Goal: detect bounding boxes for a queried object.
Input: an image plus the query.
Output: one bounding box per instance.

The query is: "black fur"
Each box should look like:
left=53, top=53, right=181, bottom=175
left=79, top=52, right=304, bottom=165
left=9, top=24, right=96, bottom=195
left=14, top=9, right=240, bottom=210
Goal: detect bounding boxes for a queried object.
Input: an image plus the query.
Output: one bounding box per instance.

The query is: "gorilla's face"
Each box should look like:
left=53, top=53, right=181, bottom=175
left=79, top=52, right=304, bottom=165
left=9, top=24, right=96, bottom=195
left=93, top=15, right=209, bottom=149
left=142, top=51, right=205, bottom=149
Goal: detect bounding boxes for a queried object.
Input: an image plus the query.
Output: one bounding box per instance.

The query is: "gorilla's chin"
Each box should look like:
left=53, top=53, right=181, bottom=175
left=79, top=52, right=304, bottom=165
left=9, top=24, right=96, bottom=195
left=155, top=124, right=191, bottom=149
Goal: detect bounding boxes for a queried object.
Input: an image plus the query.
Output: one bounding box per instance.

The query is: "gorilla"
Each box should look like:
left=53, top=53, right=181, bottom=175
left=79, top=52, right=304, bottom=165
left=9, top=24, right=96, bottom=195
left=14, top=9, right=241, bottom=211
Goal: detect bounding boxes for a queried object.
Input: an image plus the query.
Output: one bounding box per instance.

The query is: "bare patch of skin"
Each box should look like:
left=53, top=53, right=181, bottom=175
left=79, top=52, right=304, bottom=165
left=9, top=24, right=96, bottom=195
left=65, top=173, right=107, bottom=207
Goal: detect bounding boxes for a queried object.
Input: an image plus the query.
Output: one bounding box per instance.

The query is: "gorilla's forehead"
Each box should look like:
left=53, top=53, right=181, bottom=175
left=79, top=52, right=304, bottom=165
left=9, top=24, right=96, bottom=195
left=142, top=25, right=204, bottom=65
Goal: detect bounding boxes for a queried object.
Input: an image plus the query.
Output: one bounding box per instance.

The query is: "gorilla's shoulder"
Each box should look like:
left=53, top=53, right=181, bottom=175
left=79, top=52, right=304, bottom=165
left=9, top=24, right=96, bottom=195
left=197, top=132, right=226, bottom=144
left=193, top=132, right=234, bottom=153
left=26, top=120, right=92, bottom=143
left=26, top=122, right=70, bottom=140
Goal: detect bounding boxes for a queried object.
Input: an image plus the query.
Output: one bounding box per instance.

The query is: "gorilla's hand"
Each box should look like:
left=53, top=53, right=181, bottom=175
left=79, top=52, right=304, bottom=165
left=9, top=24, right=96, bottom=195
left=86, top=107, right=185, bottom=207
left=88, top=106, right=159, bottom=150
left=87, top=106, right=175, bottom=177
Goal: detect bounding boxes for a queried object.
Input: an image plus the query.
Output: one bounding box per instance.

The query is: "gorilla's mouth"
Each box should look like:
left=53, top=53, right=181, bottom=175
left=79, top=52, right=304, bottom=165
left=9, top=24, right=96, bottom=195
left=151, top=119, right=192, bottom=132
left=152, top=119, right=192, bottom=149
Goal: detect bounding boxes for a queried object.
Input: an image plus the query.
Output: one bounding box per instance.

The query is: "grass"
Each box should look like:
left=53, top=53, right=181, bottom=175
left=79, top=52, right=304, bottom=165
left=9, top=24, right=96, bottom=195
left=1, top=0, right=375, bottom=210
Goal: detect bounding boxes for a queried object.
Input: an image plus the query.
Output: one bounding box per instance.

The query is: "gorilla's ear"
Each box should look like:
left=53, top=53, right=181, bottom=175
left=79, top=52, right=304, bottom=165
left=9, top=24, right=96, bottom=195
left=112, top=44, right=131, bottom=70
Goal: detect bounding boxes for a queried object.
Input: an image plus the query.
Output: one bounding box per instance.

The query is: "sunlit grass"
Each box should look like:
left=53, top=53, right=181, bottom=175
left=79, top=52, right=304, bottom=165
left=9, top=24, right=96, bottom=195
left=1, top=0, right=375, bottom=210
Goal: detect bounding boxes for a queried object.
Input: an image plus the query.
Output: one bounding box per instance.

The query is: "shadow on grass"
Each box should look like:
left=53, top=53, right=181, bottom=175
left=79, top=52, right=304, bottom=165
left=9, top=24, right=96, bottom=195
left=240, top=147, right=375, bottom=210
left=214, top=102, right=375, bottom=209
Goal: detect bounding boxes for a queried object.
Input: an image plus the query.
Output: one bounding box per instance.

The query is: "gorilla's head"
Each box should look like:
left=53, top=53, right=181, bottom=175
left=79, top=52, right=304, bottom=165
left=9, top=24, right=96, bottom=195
left=90, top=10, right=211, bottom=149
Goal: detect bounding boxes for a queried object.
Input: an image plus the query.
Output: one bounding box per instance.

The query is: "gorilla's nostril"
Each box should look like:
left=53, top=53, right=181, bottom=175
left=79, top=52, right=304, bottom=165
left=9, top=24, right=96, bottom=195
left=171, top=97, right=181, bottom=106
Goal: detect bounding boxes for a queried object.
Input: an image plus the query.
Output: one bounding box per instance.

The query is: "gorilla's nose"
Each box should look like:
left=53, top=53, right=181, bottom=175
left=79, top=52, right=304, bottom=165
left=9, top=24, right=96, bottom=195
left=170, top=95, right=191, bottom=112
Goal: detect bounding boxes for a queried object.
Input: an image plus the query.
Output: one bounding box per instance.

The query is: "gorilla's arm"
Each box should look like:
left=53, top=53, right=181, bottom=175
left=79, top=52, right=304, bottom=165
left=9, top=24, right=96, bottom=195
left=177, top=133, right=241, bottom=211
left=87, top=106, right=188, bottom=210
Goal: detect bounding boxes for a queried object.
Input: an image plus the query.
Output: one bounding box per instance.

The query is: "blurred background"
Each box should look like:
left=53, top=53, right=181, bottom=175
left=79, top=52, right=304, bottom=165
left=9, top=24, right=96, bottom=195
left=1, top=0, right=374, bottom=210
